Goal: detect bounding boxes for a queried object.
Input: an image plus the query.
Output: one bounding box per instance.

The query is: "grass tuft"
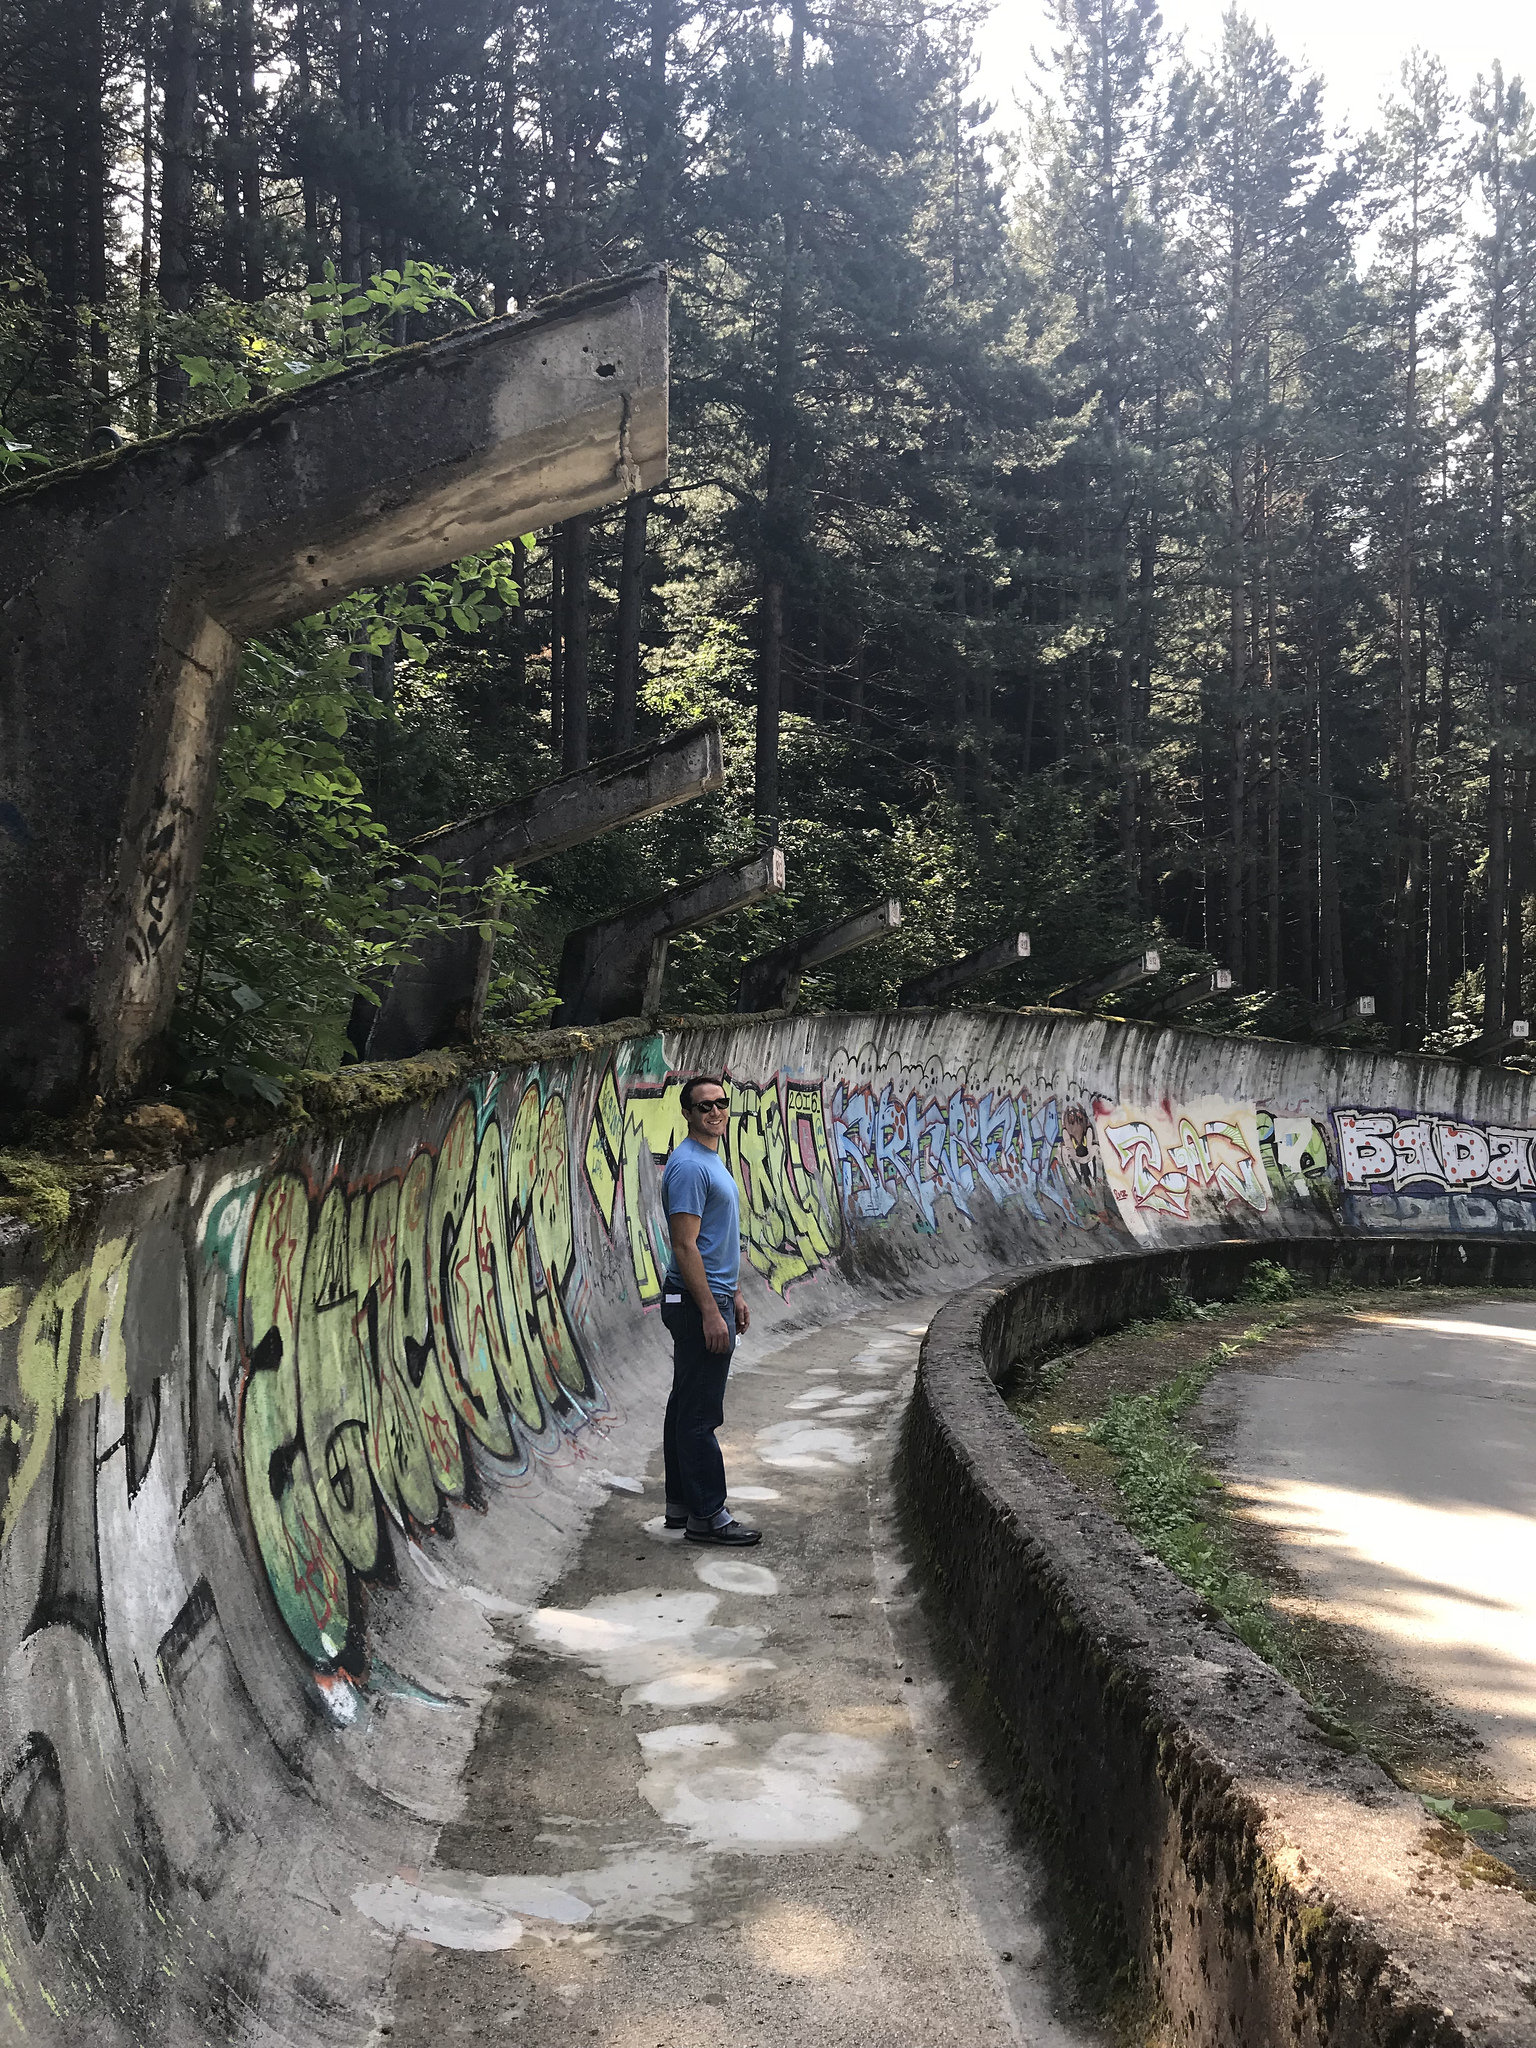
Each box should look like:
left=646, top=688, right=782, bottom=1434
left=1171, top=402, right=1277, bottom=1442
left=1085, top=1327, right=1295, bottom=1668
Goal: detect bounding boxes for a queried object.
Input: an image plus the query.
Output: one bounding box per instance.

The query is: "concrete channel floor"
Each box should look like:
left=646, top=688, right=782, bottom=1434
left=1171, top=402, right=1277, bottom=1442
left=1195, top=1296, right=1536, bottom=1815
left=379, top=1298, right=1098, bottom=2048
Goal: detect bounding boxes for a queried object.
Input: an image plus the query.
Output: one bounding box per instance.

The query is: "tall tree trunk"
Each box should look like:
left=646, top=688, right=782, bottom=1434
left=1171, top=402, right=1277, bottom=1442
left=561, top=515, right=591, bottom=772
left=81, top=0, right=111, bottom=415
left=157, top=0, right=199, bottom=413
left=758, top=580, right=785, bottom=826
left=549, top=535, right=565, bottom=757
left=492, top=1, right=521, bottom=312
left=339, top=0, right=362, bottom=287
left=236, top=0, right=262, bottom=296
left=1317, top=684, right=1345, bottom=1008
left=1482, top=81, right=1510, bottom=1032
left=219, top=0, right=245, bottom=295
left=612, top=492, right=647, bottom=747
left=952, top=565, right=968, bottom=806
left=1299, top=657, right=1316, bottom=1001
left=1261, top=439, right=1281, bottom=991
left=1134, top=501, right=1157, bottom=906
left=136, top=0, right=156, bottom=434
left=1388, top=209, right=1423, bottom=1038
left=1507, top=752, right=1530, bottom=1018
left=755, top=0, right=805, bottom=826
left=295, top=0, right=323, bottom=288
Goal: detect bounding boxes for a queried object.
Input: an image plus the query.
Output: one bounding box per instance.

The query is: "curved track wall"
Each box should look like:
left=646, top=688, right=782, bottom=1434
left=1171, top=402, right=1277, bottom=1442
left=906, top=1241, right=1536, bottom=2048
left=3, top=1008, right=1536, bottom=2044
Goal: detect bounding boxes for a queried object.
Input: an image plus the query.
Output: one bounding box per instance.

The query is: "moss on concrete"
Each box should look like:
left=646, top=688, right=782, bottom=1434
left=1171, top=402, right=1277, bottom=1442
left=0, top=1014, right=686, bottom=1253
left=0, top=1150, right=131, bottom=1256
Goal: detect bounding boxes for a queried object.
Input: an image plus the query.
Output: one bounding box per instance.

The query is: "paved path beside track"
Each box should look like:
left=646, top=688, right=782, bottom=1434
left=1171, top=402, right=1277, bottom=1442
left=380, top=1299, right=1094, bottom=2048
left=1195, top=1297, right=1536, bottom=1822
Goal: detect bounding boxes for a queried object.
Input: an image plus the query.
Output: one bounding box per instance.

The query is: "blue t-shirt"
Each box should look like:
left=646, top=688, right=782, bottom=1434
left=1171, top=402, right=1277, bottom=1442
left=661, top=1137, right=741, bottom=1298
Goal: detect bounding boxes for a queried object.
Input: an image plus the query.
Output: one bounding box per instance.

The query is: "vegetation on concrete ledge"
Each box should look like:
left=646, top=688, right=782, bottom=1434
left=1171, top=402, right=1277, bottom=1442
left=0, top=1012, right=719, bottom=1254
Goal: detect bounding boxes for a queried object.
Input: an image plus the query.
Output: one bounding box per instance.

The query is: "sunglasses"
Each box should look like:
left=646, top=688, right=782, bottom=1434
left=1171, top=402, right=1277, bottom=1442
left=692, top=1097, right=729, bottom=1113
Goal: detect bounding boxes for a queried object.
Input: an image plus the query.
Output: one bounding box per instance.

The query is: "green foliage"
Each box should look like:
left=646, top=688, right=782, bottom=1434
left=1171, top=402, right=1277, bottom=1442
left=1421, top=1795, right=1508, bottom=1838
left=1086, top=1343, right=1289, bottom=1664
left=1162, top=1286, right=1218, bottom=1323
left=172, top=627, right=544, bottom=1099
left=176, top=261, right=475, bottom=409
left=1241, top=1260, right=1298, bottom=1304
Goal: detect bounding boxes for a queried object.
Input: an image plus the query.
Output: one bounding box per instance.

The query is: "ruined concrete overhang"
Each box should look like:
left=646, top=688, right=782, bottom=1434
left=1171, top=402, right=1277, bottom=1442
left=0, top=268, right=668, bottom=1124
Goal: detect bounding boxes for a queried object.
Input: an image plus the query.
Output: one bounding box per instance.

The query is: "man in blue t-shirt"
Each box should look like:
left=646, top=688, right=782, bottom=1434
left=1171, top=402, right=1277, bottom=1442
left=657, top=1074, right=762, bottom=1546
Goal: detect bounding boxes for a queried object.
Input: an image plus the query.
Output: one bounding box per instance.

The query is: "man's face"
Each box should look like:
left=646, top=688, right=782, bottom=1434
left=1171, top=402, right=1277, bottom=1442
left=686, top=1082, right=730, bottom=1139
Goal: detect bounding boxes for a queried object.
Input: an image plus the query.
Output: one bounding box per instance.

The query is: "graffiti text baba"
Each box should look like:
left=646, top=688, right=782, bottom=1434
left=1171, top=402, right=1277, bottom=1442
left=1335, top=1109, right=1536, bottom=1194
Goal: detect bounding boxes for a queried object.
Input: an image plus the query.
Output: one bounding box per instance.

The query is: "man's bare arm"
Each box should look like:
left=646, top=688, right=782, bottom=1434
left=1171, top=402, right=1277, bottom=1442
left=668, top=1212, right=732, bottom=1353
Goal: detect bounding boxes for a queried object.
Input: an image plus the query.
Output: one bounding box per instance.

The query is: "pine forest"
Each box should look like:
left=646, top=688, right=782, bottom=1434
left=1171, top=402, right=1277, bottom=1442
left=4, top=0, right=1535, bottom=1096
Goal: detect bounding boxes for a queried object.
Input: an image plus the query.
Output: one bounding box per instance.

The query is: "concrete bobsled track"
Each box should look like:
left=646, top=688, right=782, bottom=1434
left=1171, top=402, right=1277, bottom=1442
left=4, top=1005, right=1536, bottom=2044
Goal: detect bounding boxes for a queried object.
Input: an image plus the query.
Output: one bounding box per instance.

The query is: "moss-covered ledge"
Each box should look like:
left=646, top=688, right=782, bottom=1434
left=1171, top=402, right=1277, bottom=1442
left=903, top=1246, right=1536, bottom=2048
left=0, top=1012, right=683, bottom=1251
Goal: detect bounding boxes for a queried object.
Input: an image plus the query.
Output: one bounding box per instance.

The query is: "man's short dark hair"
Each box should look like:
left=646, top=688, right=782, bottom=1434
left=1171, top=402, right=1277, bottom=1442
left=679, top=1074, right=723, bottom=1113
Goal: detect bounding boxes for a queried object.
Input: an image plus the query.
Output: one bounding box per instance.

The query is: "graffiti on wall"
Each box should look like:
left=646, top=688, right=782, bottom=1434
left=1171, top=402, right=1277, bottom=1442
left=1257, top=1111, right=1338, bottom=1216
left=585, top=1057, right=843, bottom=1300
left=1334, top=1107, right=1536, bottom=1231
left=0, top=1210, right=206, bottom=2028
left=5, top=1016, right=1536, bottom=2039
left=239, top=1071, right=602, bottom=1671
left=1094, top=1098, right=1271, bottom=1236
left=831, top=1075, right=1120, bottom=1233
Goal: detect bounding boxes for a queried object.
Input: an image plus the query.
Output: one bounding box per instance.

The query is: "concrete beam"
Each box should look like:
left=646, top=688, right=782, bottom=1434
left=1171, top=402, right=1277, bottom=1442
left=735, top=899, right=902, bottom=1014
left=1315, top=996, right=1375, bottom=1030
left=1458, top=1019, right=1531, bottom=1064
left=557, top=848, right=786, bottom=1025
left=1053, top=949, right=1161, bottom=1010
left=356, top=720, right=724, bottom=1059
left=1143, top=968, right=1234, bottom=1020
left=0, top=266, right=668, bottom=1123
left=898, top=932, right=1030, bottom=1008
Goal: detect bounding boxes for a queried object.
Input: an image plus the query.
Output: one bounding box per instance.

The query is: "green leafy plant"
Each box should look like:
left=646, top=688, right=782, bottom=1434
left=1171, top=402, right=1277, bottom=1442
left=1242, top=1259, right=1298, bottom=1304
left=172, top=627, right=541, bottom=1098
left=178, top=260, right=475, bottom=408
left=1086, top=1341, right=1290, bottom=1665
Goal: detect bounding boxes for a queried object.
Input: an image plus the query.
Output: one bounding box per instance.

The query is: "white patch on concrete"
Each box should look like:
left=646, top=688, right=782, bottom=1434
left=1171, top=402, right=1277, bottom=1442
left=353, top=1870, right=591, bottom=1950
left=568, top=1849, right=699, bottom=1928
left=524, top=1590, right=774, bottom=1706
left=787, top=1385, right=844, bottom=1410
left=639, top=1727, right=881, bottom=1850
left=755, top=1420, right=867, bottom=1470
left=641, top=1515, right=684, bottom=1538
left=826, top=1390, right=890, bottom=1412
left=401, top=1539, right=456, bottom=1590
left=730, top=1485, right=782, bottom=1502
left=457, top=1583, right=528, bottom=1618
left=694, top=1558, right=779, bottom=1597
left=641, top=1721, right=738, bottom=1754
left=598, top=1471, right=644, bottom=1494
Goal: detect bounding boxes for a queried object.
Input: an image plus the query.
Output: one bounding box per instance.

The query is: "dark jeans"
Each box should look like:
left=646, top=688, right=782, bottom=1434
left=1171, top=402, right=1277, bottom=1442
left=660, top=1291, right=738, bottom=1525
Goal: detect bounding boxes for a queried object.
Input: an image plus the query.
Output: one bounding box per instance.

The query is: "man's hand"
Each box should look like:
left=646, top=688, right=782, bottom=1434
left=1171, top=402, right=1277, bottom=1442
left=734, top=1289, right=750, bottom=1335
left=703, top=1302, right=733, bottom=1353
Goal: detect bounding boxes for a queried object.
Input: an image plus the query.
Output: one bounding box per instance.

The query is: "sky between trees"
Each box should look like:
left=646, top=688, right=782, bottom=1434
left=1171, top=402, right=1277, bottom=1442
left=983, top=0, right=1536, bottom=140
